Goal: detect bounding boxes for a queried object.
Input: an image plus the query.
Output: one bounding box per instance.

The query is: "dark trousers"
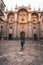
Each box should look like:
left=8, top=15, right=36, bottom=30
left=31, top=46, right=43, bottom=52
left=21, top=43, right=24, bottom=50
left=21, top=40, right=25, bottom=50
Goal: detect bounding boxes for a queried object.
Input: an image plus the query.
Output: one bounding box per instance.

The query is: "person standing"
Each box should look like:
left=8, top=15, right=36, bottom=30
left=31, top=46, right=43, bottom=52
left=20, top=32, right=25, bottom=50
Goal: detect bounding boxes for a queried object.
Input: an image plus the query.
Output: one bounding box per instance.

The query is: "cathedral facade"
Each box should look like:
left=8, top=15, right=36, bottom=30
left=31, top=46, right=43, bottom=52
left=0, top=5, right=43, bottom=39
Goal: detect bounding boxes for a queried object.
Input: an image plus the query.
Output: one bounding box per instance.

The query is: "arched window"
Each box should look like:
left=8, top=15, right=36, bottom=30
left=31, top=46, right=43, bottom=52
left=1, top=26, right=3, bottom=28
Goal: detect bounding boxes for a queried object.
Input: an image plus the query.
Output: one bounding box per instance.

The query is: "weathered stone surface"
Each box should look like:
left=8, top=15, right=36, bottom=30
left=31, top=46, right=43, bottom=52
left=0, top=40, right=43, bottom=65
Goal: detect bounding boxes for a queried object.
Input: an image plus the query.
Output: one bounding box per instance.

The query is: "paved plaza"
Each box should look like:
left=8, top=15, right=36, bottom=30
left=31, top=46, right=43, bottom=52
left=0, top=40, right=43, bottom=65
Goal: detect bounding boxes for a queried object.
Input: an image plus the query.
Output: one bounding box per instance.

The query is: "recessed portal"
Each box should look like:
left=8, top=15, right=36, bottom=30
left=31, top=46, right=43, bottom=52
left=20, top=31, right=25, bottom=39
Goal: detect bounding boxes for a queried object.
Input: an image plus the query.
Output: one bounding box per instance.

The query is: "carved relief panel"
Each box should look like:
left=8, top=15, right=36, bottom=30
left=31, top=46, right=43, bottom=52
left=31, top=12, right=39, bottom=23
left=8, top=13, right=15, bottom=24
left=18, top=9, right=28, bottom=23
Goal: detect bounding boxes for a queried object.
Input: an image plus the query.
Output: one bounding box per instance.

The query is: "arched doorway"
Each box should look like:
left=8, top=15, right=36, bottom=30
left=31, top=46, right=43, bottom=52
left=33, top=27, right=37, bottom=40
left=8, top=26, right=13, bottom=40
left=20, top=31, right=25, bottom=39
left=0, top=26, right=3, bottom=40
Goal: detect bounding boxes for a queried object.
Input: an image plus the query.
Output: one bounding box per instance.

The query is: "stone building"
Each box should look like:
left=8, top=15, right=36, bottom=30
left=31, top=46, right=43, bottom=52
left=0, top=5, right=43, bottom=39
left=0, top=0, right=5, bottom=39
left=0, top=0, right=5, bottom=15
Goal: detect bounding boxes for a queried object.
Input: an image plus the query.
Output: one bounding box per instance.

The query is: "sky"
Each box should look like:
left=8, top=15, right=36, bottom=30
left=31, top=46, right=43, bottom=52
left=3, top=0, right=43, bottom=11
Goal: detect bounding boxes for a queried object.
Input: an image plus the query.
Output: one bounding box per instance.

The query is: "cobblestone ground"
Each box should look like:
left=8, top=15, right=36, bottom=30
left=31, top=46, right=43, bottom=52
left=0, top=40, right=43, bottom=65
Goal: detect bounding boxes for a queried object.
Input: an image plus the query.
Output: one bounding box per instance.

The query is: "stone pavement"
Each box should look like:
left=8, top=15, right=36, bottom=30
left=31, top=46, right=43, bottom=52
left=0, top=40, right=43, bottom=65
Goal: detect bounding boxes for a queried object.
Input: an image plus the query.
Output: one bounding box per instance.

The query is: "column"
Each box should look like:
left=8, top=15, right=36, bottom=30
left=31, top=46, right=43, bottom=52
left=15, top=12, right=17, bottom=21
left=29, top=22, right=33, bottom=38
left=14, top=23, right=17, bottom=39
left=28, top=13, right=31, bottom=21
